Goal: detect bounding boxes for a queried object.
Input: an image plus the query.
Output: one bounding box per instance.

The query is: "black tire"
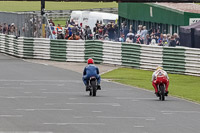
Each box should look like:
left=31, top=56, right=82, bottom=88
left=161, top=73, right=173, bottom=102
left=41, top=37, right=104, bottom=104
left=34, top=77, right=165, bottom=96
left=89, top=90, right=92, bottom=96
left=91, top=80, right=97, bottom=96
left=160, top=84, right=165, bottom=101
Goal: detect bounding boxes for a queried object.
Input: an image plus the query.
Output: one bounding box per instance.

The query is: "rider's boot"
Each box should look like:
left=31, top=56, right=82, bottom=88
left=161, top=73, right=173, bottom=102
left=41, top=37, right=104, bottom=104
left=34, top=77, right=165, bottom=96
left=97, top=84, right=101, bottom=90
left=165, top=91, right=169, bottom=96
left=155, top=92, right=159, bottom=97
left=86, top=85, right=90, bottom=91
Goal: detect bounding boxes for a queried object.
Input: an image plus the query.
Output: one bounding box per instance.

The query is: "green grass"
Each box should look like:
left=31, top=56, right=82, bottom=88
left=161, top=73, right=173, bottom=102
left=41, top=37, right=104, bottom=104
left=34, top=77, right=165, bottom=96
left=102, top=68, right=200, bottom=103
left=53, top=20, right=67, bottom=27
left=0, top=1, right=117, bottom=12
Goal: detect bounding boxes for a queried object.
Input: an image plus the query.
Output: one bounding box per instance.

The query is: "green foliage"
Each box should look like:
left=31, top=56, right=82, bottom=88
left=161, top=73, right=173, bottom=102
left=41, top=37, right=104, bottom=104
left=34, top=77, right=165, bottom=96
left=102, top=68, right=200, bottom=103
left=0, top=1, right=117, bottom=12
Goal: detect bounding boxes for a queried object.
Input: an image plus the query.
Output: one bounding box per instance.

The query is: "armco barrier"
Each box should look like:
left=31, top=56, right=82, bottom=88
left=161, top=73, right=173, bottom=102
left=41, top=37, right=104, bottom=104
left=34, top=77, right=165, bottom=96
left=122, top=43, right=141, bottom=68
left=140, top=45, right=163, bottom=70
left=0, top=33, right=199, bottom=76
left=103, top=41, right=122, bottom=65
left=67, top=40, right=85, bottom=62
left=85, top=40, right=103, bottom=64
left=163, top=47, right=186, bottom=74
left=184, top=48, right=200, bottom=76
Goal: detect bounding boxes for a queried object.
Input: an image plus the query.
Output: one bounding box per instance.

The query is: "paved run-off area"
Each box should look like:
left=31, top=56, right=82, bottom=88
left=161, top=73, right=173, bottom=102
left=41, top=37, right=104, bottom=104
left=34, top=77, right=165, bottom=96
left=0, top=53, right=200, bottom=133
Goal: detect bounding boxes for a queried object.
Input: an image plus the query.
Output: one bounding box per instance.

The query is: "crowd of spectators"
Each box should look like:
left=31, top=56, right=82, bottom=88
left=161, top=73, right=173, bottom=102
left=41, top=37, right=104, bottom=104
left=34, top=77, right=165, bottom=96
left=0, top=23, right=19, bottom=37
left=48, top=19, right=180, bottom=47
left=48, top=19, right=119, bottom=41
left=120, top=23, right=180, bottom=47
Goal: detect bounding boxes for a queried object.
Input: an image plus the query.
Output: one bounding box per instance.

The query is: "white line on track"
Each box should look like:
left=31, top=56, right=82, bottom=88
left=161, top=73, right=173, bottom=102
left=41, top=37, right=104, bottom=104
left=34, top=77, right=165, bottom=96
left=0, top=115, right=23, bottom=117
left=65, top=103, right=121, bottom=106
left=20, top=83, right=65, bottom=86
left=116, top=97, right=155, bottom=100
left=162, top=113, right=173, bottom=115
left=0, top=96, right=46, bottom=99
left=24, top=92, right=33, bottom=94
left=96, top=116, right=155, bottom=119
left=161, top=111, right=200, bottom=113
left=43, top=123, right=105, bottom=126
left=0, top=80, right=82, bottom=83
left=92, top=111, right=102, bottom=113
left=134, top=125, right=145, bottom=128
left=0, top=87, right=24, bottom=89
left=42, top=92, right=84, bottom=94
left=0, top=131, right=53, bottom=133
left=15, top=109, right=72, bottom=111
left=68, top=98, right=77, bottom=100
left=145, top=118, right=156, bottom=121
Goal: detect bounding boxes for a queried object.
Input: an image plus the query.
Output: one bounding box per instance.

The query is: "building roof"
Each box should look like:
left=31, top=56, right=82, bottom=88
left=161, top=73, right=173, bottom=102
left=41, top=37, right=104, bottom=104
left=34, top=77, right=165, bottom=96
left=155, top=3, right=200, bottom=14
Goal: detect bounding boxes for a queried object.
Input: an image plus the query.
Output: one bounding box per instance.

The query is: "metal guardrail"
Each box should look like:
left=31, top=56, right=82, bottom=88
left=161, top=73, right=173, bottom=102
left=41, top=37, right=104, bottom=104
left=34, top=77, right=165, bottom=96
left=0, top=33, right=200, bottom=76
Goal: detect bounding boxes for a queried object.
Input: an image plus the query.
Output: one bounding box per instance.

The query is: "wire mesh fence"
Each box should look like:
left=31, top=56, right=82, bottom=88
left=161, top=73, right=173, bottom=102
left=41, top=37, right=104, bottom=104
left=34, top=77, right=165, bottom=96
left=0, top=11, right=43, bottom=38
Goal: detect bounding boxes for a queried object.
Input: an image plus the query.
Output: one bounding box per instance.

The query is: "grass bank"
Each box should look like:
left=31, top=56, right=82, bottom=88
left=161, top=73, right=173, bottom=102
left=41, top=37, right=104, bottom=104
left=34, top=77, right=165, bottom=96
left=102, top=68, right=200, bottom=103
left=0, top=1, right=117, bottom=12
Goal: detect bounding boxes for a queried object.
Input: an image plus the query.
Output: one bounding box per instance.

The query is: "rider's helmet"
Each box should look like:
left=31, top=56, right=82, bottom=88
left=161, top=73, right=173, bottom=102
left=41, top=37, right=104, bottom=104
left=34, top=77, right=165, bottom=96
left=87, top=58, right=94, bottom=64
left=156, top=66, right=163, bottom=70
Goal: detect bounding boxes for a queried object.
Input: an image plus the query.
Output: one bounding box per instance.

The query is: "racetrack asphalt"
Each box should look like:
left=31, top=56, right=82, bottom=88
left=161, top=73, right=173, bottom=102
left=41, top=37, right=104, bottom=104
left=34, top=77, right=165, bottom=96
left=0, top=53, right=200, bottom=133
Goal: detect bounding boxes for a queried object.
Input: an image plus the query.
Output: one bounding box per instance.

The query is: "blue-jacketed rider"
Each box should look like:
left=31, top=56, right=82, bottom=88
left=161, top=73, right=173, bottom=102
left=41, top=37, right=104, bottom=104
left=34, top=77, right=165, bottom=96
left=82, top=58, right=101, bottom=91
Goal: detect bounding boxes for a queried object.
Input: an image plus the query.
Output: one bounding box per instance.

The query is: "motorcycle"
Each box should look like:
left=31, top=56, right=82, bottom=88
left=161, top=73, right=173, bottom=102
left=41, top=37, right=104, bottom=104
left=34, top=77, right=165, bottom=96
left=156, top=73, right=167, bottom=101
left=88, top=76, right=97, bottom=96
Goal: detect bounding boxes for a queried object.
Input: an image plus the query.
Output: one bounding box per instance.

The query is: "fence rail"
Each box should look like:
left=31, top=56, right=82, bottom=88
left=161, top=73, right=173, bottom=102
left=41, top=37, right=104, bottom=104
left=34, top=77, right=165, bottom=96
left=0, top=33, right=199, bottom=76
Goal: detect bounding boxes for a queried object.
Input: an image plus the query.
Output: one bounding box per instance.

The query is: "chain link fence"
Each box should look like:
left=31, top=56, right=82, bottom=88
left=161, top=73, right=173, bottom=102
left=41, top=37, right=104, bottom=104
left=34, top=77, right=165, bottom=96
left=0, top=11, right=43, bottom=37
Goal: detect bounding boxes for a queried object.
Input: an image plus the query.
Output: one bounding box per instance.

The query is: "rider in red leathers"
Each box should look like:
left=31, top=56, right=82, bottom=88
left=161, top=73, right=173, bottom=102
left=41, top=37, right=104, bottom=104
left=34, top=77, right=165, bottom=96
left=152, top=66, right=169, bottom=96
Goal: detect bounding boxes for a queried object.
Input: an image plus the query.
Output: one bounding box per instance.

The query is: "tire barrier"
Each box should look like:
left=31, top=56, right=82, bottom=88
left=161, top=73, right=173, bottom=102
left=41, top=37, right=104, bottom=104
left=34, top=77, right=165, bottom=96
left=0, top=33, right=199, bottom=76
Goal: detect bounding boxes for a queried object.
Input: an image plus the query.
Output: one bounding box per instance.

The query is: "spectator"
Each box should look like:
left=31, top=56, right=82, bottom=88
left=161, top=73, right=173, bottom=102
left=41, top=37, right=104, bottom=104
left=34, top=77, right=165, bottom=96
left=126, top=34, right=134, bottom=43
left=119, top=34, right=125, bottom=42
left=72, top=23, right=78, bottom=34
left=157, top=33, right=163, bottom=46
left=102, top=31, right=108, bottom=41
left=49, top=31, right=56, bottom=39
left=84, top=25, right=92, bottom=40
left=167, top=34, right=171, bottom=41
left=150, top=35, right=157, bottom=46
left=69, top=19, right=75, bottom=25
left=0, top=24, right=3, bottom=33
left=9, top=23, right=16, bottom=36
left=56, top=24, right=62, bottom=32
left=49, top=19, right=55, bottom=26
left=65, top=29, right=70, bottom=40
left=136, top=35, right=143, bottom=44
left=57, top=29, right=64, bottom=39
left=155, top=28, right=161, bottom=37
left=169, top=35, right=176, bottom=47
left=146, top=34, right=151, bottom=45
left=107, top=23, right=115, bottom=41
left=50, top=23, right=54, bottom=32
left=162, top=34, right=169, bottom=46
left=174, top=33, right=180, bottom=46
left=136, top=25, right=143, bottom=37
left=68, top=33, right=80, bottom=40
left=141, top=26, right=148, bottom=44
left=3, top=23, right=8, bottom=34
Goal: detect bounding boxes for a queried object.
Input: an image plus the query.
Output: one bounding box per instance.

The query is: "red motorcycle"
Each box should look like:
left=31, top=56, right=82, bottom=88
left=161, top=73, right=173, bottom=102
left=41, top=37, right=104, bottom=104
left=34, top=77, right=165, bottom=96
left=156, top=73, right=168, bottom=101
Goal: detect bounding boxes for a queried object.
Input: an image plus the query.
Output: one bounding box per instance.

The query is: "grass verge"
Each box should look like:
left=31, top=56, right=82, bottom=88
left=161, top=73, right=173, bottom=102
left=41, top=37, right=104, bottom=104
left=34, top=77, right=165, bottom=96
left=53, top=20, right=67, bottom=27
left=0, top=1, right=117, bottom=12
left=102, top=68, right=200, bottom=103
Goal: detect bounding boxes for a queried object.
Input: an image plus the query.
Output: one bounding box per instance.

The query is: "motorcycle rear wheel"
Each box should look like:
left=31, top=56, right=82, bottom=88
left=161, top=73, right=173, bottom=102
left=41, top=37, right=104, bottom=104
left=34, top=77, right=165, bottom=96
left=90, top=80, right=97, bottom=96
left=160, top=85, right=165, bottom=101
